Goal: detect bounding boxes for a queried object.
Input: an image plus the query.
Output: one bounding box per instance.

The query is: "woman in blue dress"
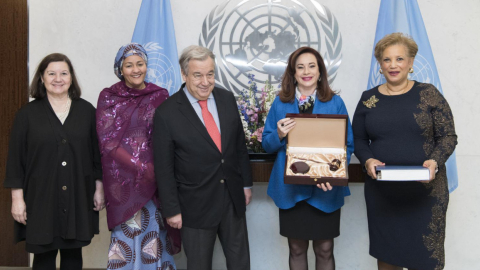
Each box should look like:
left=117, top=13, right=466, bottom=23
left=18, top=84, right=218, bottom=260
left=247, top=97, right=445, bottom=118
left=262, top=47, right=353, bottom=270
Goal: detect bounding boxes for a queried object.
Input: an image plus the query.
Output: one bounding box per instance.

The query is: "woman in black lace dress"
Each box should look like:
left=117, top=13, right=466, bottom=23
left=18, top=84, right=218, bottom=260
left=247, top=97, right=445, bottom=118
left=352, top=33, right=457, bottom=270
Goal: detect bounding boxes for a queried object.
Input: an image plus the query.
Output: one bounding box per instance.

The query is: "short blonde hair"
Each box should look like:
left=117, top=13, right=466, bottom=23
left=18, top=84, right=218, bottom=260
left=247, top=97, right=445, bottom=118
left=374, top=33, right=418, bottom=62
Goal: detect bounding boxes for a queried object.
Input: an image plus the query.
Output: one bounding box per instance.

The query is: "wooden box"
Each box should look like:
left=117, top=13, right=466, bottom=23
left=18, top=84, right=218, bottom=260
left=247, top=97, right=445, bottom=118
left=284, top=113, right=349, bottom=186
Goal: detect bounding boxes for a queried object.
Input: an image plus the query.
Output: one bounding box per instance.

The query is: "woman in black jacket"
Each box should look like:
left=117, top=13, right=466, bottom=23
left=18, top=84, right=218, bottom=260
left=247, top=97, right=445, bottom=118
left=4, top=53, right=104, bottom=270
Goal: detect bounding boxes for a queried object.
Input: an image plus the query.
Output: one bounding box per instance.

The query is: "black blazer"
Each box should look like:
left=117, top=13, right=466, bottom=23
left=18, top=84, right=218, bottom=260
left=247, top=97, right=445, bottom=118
left=154, top=85, right=252, bottom=229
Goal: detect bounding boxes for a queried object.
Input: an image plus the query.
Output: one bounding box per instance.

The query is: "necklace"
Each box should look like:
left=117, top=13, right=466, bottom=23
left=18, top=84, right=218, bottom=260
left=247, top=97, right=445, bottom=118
left=56, top=98, right=72, bottom=123
left=385, top=80, right=410, bottom=96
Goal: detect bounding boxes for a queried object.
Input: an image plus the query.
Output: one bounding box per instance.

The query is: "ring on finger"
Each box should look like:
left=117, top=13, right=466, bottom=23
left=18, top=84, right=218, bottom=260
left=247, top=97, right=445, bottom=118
left=281, top=123, right=285, bottom=127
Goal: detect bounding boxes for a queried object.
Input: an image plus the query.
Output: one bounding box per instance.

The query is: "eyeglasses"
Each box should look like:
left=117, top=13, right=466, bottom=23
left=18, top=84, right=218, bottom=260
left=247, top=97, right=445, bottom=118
left=290, top=159, right=342, bottom=174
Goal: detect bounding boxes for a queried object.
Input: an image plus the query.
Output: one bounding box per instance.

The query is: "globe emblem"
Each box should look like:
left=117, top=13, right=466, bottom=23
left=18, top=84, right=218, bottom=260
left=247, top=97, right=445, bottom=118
left=219, top=2, right=322, bottom=89
left=410, top=54, right=437, bottom=87
left=200, top=0, right=342, bottom=94
left=143, top=42, right=180, bottom=93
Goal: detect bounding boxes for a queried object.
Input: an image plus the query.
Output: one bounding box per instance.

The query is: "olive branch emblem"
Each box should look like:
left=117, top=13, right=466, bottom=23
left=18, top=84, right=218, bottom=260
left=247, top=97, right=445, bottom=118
left=198, top=1, right=230, bottom=89
left=143, top=42, right=162, bottom=52
left=311, top=0, right=343, bottom=86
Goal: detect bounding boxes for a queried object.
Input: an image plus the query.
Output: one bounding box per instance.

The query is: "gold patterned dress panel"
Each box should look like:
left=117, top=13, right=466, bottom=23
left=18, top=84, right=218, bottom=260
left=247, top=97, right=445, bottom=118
left=414, top=83, right=457, bottom=270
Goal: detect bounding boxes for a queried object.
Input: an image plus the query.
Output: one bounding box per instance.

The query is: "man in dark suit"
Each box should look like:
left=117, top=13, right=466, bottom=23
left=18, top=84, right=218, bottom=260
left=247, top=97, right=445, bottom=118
left=154, top=45, right=252, bottom=270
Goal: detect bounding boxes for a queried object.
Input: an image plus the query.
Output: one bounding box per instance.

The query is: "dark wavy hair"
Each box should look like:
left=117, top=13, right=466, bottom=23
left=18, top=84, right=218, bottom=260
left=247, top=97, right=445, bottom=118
left=29, top=53, right=81, bottom=99
left=279, top=47, right=335, bottom=103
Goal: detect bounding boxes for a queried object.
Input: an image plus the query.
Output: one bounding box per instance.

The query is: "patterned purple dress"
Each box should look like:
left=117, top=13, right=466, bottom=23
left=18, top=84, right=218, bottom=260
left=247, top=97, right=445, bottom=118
left=97, top=81, right=180, bottom=270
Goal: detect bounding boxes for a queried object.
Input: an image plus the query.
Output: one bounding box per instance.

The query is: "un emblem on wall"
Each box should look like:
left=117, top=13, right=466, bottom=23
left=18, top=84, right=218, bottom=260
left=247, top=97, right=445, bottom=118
left=199, top=0, right=343, bottom=94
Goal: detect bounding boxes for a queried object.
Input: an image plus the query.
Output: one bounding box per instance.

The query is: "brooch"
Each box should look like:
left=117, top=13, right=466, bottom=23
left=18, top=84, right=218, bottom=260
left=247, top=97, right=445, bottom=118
left=363, top=95, right=379, bottom=109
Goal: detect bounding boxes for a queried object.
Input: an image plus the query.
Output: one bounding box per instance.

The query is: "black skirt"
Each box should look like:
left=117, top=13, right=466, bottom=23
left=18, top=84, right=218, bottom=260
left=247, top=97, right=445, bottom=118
left=279, top=201, right=340, bottom=240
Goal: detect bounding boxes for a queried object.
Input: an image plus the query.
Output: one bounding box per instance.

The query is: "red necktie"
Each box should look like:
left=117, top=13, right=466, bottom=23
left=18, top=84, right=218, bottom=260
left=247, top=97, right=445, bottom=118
left=198, top=100, right=222, bottom=152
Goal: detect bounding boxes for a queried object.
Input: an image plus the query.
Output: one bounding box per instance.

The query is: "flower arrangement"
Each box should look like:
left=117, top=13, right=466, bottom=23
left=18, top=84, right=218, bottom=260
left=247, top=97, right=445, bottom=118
left=237, top=74, right=279, bottom=153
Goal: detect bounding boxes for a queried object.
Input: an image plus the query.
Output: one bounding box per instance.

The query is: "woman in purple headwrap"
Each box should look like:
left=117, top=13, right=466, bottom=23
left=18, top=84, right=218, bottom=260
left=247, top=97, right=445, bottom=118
left=96, top=43, right=180, bottom=270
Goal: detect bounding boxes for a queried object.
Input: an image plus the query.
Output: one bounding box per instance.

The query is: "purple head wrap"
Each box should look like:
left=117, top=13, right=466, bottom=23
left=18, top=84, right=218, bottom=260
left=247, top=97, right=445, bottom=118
left=114, top=43, right=148, bottom=80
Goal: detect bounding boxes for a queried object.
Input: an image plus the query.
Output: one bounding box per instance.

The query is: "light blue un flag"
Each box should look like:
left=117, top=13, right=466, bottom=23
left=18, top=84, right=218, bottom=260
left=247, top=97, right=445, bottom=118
left=367, top=0, right=458, bottom=192
left=132, top=0, right=181, bottom=95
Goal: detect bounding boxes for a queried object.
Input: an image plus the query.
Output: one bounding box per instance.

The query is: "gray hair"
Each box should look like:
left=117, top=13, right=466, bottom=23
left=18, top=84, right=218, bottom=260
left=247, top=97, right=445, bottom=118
left=179, top=45, right=215, bottom=75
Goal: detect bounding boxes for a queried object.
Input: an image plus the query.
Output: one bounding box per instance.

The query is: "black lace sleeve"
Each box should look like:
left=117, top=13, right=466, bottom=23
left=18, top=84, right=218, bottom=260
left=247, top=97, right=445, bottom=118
left=415, top=84, right=457, bottom=165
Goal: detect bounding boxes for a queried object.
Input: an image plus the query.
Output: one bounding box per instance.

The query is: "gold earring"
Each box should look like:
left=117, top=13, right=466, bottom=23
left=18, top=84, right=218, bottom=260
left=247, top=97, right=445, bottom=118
left=379, top=69, right=383, bottom=74
left=409, top=67, right=414, bottom=73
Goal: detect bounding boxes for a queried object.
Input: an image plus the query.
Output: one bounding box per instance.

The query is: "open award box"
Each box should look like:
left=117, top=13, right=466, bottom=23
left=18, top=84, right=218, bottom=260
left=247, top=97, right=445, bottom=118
left=284, top=113, right=348, bottom=186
